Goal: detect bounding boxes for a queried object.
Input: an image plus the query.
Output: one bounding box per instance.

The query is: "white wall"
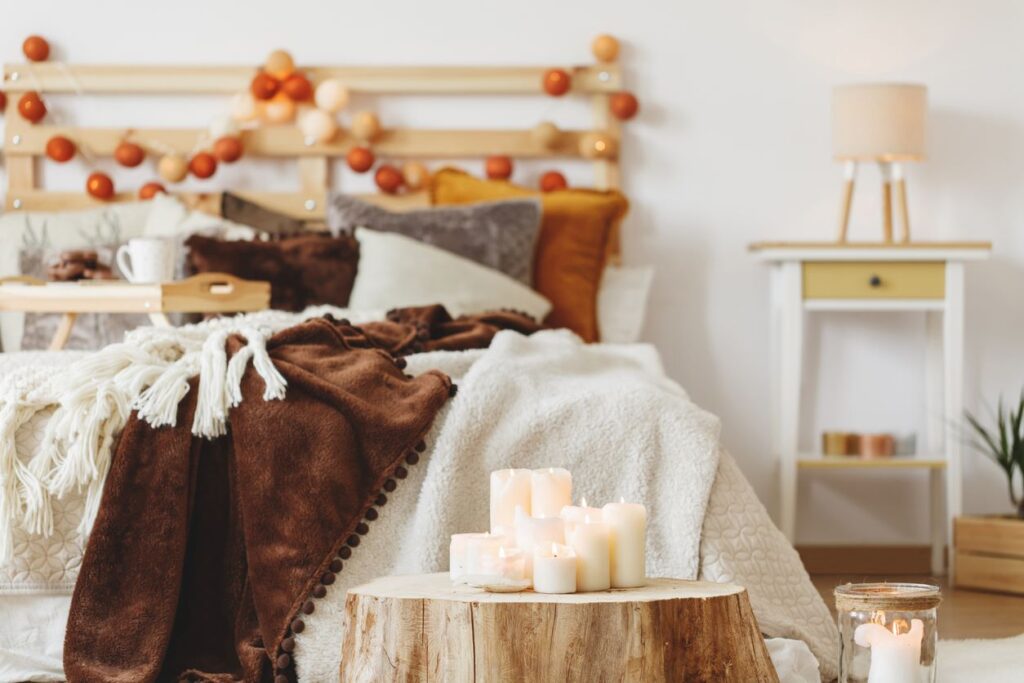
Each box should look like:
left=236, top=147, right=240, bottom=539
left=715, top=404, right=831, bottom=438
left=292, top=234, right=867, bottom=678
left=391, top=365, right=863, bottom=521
left=3, top=0, right=1022, bottom=544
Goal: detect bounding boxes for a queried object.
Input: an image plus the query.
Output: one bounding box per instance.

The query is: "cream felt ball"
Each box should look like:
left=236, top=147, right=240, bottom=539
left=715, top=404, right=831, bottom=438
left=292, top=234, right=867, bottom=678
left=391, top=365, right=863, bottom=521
left=299, top=108, right=338, bottom=143
left=315, top=79, right=350, bottom=114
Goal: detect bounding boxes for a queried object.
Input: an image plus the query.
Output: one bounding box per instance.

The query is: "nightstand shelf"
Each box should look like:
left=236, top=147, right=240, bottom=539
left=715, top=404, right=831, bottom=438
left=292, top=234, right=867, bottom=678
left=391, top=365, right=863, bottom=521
left=797, top=455, right=947, bottom=469
left=751, top=241, right=991, bottom=577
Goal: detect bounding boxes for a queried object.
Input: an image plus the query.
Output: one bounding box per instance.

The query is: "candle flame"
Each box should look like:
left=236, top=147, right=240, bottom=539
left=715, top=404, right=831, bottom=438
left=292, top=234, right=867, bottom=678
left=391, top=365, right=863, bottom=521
left=580, top=496, right=587, bottom=507
left=891, top=618, right=910, bottom=636
left=871, top=610, right=886, bottom=627
left=549, top=467, right=556, bottom=474
left=551, top=542, right=558, bottom=557
left=499, top=546, right=507, bottom=559
left=620, top=496, right=625, bottom=504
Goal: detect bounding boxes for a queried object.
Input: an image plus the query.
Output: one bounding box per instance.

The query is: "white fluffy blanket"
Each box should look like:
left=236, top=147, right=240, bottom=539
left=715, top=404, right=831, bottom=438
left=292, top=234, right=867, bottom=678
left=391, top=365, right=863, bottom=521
left=293, top=331, right=839, bottom=682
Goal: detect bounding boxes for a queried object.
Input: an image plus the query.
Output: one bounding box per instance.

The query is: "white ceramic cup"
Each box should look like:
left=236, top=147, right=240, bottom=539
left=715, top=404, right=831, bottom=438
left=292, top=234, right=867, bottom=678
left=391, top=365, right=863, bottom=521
left=116, top=238, right=176, bottom=283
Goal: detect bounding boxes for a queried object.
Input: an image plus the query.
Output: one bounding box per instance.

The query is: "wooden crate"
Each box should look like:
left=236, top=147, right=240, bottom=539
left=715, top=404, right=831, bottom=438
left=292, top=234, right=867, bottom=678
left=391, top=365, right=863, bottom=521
left=954, top=515, right=1024, bottom=595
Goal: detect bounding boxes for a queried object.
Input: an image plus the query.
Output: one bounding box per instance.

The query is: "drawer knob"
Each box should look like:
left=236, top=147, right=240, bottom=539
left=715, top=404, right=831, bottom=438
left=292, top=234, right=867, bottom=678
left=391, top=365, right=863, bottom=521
left=869, top=275, right=882, bottom=287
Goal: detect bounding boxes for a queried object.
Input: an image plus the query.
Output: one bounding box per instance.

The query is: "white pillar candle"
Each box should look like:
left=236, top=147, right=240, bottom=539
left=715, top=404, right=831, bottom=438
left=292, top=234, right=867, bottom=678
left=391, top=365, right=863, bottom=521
left=560, top=496, right=602, bottom=534
left=490, top=469, right=532, bottom=532
left=566, top=515, right=611, bottom=592
left=463, top=532, right=512, bottom=576
left=449, top=532, right=491, bottom=582
left=854, top=618, right=924, bottom=683
left=602, top=500, right=647, bottom=588
left=531, top=467, right=572, bottom=518
left=514, top=508, right=566, bottom=579
left=533, top=543, right=577, bottom=594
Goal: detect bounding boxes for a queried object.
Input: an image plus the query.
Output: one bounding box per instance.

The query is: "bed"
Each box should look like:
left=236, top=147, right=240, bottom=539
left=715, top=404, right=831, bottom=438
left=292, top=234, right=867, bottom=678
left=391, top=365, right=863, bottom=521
left=0, top=48, right=837, bottom=683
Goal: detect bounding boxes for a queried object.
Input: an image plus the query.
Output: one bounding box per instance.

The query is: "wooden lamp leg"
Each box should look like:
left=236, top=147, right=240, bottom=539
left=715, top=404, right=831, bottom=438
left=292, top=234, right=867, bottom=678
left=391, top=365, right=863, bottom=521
left=893, top=162, right=911, bottom=243
left=49, top=312, right=77, bottom=350
left=879, top=161, right=894, bottom=243
left=837, top=160, right=857, bottom=242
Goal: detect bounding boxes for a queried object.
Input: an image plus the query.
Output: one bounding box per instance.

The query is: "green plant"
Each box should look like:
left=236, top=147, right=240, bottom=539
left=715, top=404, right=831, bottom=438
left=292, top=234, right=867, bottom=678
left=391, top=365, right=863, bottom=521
left=965, top=390, right=1024, bottom=519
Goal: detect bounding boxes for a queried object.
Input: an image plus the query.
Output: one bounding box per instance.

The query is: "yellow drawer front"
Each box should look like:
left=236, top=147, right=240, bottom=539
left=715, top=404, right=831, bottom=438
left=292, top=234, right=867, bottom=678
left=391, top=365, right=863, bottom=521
left=802, top=261, right=945, bottom=300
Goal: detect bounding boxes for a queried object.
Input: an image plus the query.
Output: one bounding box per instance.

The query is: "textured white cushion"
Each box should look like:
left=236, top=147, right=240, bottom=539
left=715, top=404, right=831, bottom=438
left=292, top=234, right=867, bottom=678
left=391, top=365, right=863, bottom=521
left=598, top=265, right=654, bottom=343
left=349, top=227, right=551, bottom=320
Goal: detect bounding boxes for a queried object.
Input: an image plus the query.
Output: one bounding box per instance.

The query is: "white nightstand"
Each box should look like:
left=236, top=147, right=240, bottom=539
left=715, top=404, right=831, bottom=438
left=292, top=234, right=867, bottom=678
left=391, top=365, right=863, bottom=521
left=750, top=242, right=991, bottom=576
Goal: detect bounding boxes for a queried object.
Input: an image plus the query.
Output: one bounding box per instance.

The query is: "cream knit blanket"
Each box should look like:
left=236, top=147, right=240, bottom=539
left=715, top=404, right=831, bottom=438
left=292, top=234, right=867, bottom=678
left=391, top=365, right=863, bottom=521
left=0, top=307, right=383, bottom=564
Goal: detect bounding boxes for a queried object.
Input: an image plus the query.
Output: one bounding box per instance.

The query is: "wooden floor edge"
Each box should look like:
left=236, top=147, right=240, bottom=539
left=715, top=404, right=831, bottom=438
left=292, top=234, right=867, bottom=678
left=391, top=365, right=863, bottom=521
left=798, top=544, right=942, bottom=575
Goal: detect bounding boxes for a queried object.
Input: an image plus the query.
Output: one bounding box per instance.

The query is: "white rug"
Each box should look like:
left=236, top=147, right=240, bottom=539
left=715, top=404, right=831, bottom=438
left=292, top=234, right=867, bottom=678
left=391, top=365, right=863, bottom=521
left=939, top=633, right=1024, bottom=683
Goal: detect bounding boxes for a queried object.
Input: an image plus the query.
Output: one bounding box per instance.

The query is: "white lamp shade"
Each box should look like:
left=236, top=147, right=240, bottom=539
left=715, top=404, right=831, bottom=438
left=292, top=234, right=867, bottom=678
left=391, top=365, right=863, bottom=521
left=832, top=83, right=927, bottom=162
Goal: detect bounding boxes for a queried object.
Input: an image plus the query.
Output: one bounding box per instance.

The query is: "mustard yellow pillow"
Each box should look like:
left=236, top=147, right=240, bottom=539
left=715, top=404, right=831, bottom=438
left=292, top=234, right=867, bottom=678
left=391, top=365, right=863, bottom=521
left=430, top=168, right=628, bottom=342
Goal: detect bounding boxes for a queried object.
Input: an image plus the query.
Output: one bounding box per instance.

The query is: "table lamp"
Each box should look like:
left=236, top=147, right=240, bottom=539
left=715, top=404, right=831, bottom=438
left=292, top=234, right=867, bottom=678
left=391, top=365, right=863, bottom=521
left=832, top=83, right=927, bottom=243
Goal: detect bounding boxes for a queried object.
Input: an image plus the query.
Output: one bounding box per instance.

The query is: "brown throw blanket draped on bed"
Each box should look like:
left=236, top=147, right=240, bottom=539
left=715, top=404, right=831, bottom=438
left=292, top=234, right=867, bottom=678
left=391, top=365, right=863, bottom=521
left=64, top=308, right=541, bottom=683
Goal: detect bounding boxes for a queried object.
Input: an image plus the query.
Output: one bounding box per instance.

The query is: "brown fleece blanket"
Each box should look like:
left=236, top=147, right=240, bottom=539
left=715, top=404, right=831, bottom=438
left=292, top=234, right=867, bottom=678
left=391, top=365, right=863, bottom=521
left=64, top=308, right=541, bottom=683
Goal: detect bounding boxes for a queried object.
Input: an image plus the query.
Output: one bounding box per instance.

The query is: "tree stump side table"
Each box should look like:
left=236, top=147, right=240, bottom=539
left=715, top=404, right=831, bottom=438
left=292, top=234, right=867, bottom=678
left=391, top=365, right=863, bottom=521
left=340, top=573, right=778, bottom=682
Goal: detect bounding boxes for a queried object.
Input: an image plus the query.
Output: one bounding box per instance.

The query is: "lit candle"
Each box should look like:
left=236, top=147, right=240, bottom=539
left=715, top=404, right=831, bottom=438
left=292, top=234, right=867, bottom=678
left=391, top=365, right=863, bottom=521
left=602, top=499, right=647, bottom=588
left=462, top=532, right=512, bottom=577
left=567, top=514, right=611, bottom=592
left=449, top=532, right=491, bottom=582
left=514, top=507, right=565, bottom=579
left=854, top=615, right=924, bottom=683
left=531, top=467, right=572, bottom=518
left=490, top=469, right=532, bottom=532
left=533, top=543, right=577, bottom=594
left=560, top=496, right=602, bottom=534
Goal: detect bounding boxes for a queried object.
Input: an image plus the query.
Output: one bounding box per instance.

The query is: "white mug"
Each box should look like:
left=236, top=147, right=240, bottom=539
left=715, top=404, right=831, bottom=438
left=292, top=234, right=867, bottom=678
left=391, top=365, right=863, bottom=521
left=116, top=238, right=175, bottom=283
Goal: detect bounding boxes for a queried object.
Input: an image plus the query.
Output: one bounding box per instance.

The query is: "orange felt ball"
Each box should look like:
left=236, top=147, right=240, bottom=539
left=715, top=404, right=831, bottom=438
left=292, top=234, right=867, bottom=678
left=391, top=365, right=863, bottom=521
left=17, top=92, right=46, bottom=123
left=138, top=182, right=166, bottom=200
left=374, top=164, right=404, bottom=194
left=542, top=69, right=571, bottom=96
left=0, top=90, right=7, bottom=112
left=251, top=72, right=280, bottom=101
left=539, top=171, right=568, bottom=193
left=485, top=155, right=514, bottom=180
left=189, top=152, right=218, bottom=179
left=45, top=135, right=76, bottom=162
left=86, top=172, right=115, bottom=200
left=346, top=146, right=375, bottom=173
left=282, top=73, right=313, bottom=102
left=114, top=141, right=146, bottom=168
left=591, top=34, right=620, bottom=63
left=265, top=49, right=295, bottom=79
left=610, top=91, right=639, bottom=120
left=22, top=35, right=50, bottom=62
left=401, top=162, right=430, bottom=191
left=213, top=135, right=244, bottom=163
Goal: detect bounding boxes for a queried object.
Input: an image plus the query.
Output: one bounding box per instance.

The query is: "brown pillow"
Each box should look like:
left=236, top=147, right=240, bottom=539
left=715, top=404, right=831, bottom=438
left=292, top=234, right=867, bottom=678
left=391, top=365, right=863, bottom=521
left=220, top=192, right=307, bottom=237
left=430, top=168, right=628, bottom=342
left=184, top=233, right=358, bottom=311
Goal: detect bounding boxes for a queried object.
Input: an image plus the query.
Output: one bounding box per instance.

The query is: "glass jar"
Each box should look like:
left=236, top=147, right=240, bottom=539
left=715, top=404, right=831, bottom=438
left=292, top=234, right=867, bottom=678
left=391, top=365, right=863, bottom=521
left=834, top=582, right=941, bottom=683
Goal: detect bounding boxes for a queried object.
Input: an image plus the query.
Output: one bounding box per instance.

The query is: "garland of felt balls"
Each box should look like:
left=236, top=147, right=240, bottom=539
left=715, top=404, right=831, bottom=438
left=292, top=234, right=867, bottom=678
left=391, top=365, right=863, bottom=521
left=3, top=35, right=638, bottom=199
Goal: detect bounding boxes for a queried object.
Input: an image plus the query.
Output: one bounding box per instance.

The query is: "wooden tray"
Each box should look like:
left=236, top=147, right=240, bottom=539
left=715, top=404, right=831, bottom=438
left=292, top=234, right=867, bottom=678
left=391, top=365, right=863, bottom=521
left=0, top=273, right=270, bottom=349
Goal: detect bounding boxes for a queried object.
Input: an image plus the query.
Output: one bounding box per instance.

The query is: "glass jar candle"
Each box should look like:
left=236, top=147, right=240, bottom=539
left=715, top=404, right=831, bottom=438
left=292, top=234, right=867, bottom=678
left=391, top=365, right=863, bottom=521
left=834, top=582, right=941, bottom=683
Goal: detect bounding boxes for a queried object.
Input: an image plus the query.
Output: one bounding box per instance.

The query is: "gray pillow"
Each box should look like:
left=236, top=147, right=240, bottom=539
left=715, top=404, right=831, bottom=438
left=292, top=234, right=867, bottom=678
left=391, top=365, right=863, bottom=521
left=327, top=193, right=541, bottom=285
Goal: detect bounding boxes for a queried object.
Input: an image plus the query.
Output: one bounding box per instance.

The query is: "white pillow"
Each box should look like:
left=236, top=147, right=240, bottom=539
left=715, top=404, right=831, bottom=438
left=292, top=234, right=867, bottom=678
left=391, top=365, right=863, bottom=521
left=349, top=227, right=551, bottom=321
left=598, top=265, right=654, bottom=343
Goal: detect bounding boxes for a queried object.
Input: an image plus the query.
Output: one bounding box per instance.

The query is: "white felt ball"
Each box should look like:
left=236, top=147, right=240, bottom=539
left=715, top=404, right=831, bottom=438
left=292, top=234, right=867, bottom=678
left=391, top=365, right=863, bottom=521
left=315, top=79, right=350, bottom=114
left=299, top=108, right=338, bottom=143
left=209, top=115, right=240, bottom=140
left=231, top=93, right=259, bottom=122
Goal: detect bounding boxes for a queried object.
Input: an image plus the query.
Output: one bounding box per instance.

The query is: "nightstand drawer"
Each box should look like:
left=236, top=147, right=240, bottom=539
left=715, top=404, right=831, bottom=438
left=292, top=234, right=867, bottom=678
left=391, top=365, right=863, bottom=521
left=802, top=261, right=945, bottom=299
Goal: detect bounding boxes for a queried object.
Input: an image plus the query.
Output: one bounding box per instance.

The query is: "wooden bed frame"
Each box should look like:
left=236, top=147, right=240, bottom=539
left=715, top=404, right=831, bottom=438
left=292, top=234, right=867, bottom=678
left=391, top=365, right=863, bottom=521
left=1, top=59, right=624, bottom=229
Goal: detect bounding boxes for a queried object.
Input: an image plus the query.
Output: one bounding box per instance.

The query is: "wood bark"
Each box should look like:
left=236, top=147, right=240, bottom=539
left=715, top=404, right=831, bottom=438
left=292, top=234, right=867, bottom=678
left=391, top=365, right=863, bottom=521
left=340, top=573, right=778, bottom=682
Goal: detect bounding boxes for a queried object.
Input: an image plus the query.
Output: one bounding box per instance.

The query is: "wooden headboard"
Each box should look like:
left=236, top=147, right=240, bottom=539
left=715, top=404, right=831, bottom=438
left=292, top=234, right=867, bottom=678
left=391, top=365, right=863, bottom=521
left=1, top=60, right=625, bottom=222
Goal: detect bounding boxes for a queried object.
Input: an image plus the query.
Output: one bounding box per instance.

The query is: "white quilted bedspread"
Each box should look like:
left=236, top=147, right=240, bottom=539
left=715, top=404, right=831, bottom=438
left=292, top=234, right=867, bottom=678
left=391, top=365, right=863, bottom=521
left=0, top=352, right=89, bottom=594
